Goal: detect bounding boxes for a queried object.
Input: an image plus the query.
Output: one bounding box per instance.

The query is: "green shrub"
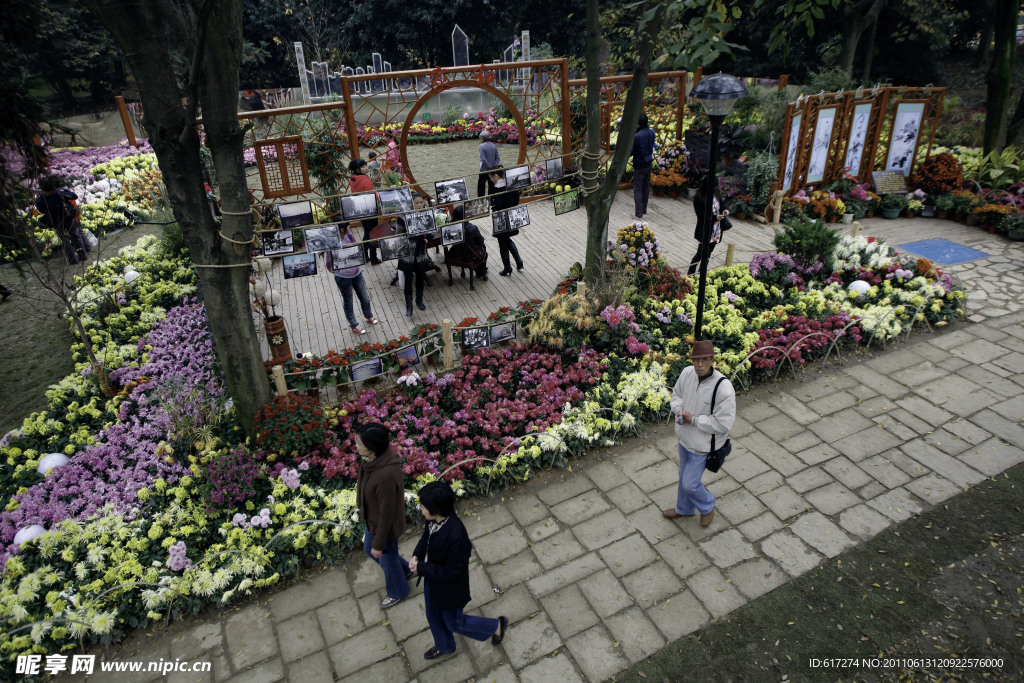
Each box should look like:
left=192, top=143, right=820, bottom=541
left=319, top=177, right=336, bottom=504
left=772, top=218, right=840, bottom=274
left=441, top=104, right=461, bottom=127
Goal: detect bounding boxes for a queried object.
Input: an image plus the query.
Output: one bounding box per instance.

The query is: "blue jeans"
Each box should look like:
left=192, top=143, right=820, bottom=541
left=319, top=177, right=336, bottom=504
left=675, top=444, right=714, bottom=515
left=335, top=273, right=374, bottom=329
left=424, top=580, right=499, bottom=653
left=363, top=530, right=410, bottom=600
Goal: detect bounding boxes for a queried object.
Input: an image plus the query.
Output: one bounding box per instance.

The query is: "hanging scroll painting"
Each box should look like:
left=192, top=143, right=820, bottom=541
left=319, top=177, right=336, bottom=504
left=844, top=103, right=872, bottom=177
left=806, top=107, right=838, bottom=184
left=782, top=112, right=802, bottom=193
left=885, top=102, right=925, bottom=176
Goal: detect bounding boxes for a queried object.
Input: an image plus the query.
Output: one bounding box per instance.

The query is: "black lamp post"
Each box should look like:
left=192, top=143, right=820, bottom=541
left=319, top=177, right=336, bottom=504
left=688, top=73, right=747, bottom=339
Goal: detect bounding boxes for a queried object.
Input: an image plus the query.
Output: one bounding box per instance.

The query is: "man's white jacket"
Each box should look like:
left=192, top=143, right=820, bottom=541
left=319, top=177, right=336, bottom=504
left=670, top=366, right=737, bottom=454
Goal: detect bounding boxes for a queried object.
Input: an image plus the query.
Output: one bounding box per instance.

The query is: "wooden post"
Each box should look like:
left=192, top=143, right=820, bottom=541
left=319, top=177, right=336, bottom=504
left=441, top=318, right=454, bottom=369
left=559, top=58, right=572, bottom=158
left=338, top=78, right=362, bottom=160
left=676, top=72, right=686, bottom=142
left=114, top=95, right=137, bottom=148
left=850, top=222, right=863, bottom=237
left=271, top=365, right=288, bottom=396
left=577, top=282, right=586, bottom=299
left=778, top=75, right=789, bottom=92
left=725, top=243, right=736, bottom=267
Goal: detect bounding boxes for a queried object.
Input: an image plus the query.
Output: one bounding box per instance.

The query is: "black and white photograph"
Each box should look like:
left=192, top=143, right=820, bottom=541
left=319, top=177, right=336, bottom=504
left=463, top=197, right=489, bottom=219
left=545, top=157, right=564, bottom=180
left=442, top=223, right=465, bottom=246
left=504, top=165, right=531, bottom=190
left=261, top=229, right=296, bottom=256
left=807, top=106, right=837, bottom=183
left=552, top=189, right=581, bottom=216
left=277, top=201, right=314, bottom=230
left=378, top=187, right=414, bottom=215
left=395, top=345, right=420, bottom=370
left=380, top=235, right=411, bottom=261
left=340, top=193, right=378, bottom=221
left=490, top=321, right=517, bottom=344
left=401, top=209, right=436, bottom=237
left=507, top=205, right=530, bottom=229
left=327, top=245, right=365, bottom=272
left=461, top=326, right=491, bottom=350
left=282, top=253, right=317, bottom=279
left=844, top=103, right=872, bottom=176
left=434, top=178, right=469, bottom=204
left=783, top=112, right=802, bottom=192
left=303, top=224, right=342, bottom=252
left=885, top=102, right=924, bottom=174
left=491, top=210, right=511, bottom=236
left=351, top=358, right=384, bottom=381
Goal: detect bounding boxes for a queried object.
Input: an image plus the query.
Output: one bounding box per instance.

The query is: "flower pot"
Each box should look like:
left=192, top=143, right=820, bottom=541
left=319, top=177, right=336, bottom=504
left=920, top=205, right=936, bottom=218
left=866, top=211, right=875, bottom=218
left=881, top=208, right=901, bottom=219
left=669, top=191, right=680, bottom=199
left=842, top=213, right=854, bottom=225
left=936, top=209, right=948, bottom=220
left=906, top=212, right=915, bottom=219
left=1008, top=229, right=1024, bottom=242
left=264, top=315, right=293, bottom=361
left=965, top=214, right=978, bottom=226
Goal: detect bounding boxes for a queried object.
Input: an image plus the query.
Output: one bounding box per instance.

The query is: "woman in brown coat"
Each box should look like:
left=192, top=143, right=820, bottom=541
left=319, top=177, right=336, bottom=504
left=355, top=423, right=410, bottom=608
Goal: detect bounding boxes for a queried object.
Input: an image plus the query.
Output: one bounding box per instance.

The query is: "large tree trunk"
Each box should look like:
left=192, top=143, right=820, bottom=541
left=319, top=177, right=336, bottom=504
left=837, top=0, right=887, bottom=75
left=1007, top=88, right=1024, bottom=146
left=582, top=0, right=665, bottom=285
left=860, top=16, right=879, bottom=82
left=983, top=0, right=1018, bottom=153
left=80, top=0, right=271, bottom=434
left=975, top=0, right=996, bottom=68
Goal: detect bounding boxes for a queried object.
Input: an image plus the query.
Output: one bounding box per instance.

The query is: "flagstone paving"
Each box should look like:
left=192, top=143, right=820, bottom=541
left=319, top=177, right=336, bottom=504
left=65, top=195, right=1024, bottom=682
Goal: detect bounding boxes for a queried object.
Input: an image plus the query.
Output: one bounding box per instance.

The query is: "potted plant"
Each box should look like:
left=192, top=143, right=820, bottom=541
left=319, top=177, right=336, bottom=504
left=951, top=190, right=981, bottom=222
left=880, top=193, right=908, bottom=219
left=934, top=193, right=955, bottom=220
left=1004, top=210, right=1024, bottom=241
left=972, top=203, right=1016, bottom=233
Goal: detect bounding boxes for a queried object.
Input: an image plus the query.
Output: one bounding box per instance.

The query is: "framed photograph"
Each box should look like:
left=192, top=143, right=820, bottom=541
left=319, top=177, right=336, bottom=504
left=504, top=165, right=531, bottom=190
left=545, top=157, right=564, bottom=181
left=507, top=205, right=530, bottom=230
left=380, top=235, right=411, bottom=261
left=327, top=245, right=365, bottom=272
left=885, top=101, right=925, bottom=175
left=401, top=209, right=436, bottom=237
left=277, top=201, right=314, bottom=230
left=351, top=358, right=384, bottom=381
left=463, top=197, right=489, bottom=219
left=378, top=186, right=414, bottom=215
left=340, top=193, right=378, bottom=221
left=490, top=321, right=517, bottom=344
left=491, top=210, right=511, bottom=236
left=435, top=178, right=469, bottom=204
left=282, top=253, right=317, bottom=279
left=442, top=223, right=465, bottom=246
left=260, top=229, right=296, bottom=256
left=461, top=326, right=491, bottom=350
left=303, top=224, right=342, bottom=252
left=782, top=110, right=803, bottom=193
left=806, top=106, right=839, bottom=184
left=552, top=189, right=581, bottom=216
left=395, top=345, right=420, bottom=370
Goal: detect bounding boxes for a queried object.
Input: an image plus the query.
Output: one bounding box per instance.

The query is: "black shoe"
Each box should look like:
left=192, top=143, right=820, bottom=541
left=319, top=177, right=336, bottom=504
left=491, top=616, right=508, bottom=645
left=516, top=262, right=524, bottom=271
left=499, top=270, right=512, bottom=277
left=406, top=305, right=413, bottom=317
left=370, top=257, right=381, bottom=265
left=424, top=647, right=452, bottom=660
left=417, top=301, right=426, bottom=311
left=480, top=274, right=488, bottom=281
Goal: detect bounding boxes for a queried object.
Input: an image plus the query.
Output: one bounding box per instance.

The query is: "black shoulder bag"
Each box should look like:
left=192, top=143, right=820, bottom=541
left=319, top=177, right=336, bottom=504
left=704, top=377, right=732, bottom=472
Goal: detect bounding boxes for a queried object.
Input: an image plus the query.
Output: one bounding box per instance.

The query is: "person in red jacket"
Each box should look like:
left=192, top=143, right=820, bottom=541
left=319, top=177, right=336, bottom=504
left=355, top=423, right=410, bottom=608
left=348, top=158, right=380, bottom=264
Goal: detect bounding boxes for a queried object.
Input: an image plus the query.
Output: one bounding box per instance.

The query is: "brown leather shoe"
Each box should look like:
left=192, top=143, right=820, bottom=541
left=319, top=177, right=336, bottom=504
left=663, top=508, right=696, bottom=519
left=700, top=509, right=715, bottom=527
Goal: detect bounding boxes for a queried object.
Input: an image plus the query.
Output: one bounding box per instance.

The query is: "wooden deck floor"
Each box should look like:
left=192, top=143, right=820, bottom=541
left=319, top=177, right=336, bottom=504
left=255, top=189, right=970, bottom=359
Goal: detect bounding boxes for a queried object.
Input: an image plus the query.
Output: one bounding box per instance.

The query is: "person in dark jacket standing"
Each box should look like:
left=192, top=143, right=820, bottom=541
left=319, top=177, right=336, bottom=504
left=36, top=175, right=87, bottom=265
left=688, top=174, right=730, bottom=276
left=631, top=114, right=656, bottom=220
left=477, top=130, right=500, bottom=198
left=488, top=172, right=524, bottom=276
left=355, top=423, right=410, bottom=608
left=409, top=481, right=508, bottom=660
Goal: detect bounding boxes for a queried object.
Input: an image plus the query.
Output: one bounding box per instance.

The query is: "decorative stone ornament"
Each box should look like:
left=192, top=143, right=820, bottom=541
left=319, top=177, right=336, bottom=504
left=124, top=270, right=141, bottom=285
left=14, top=525, right=46, bottom=546
left=37, top=452, right=69, bottom=475
left=847, top=280, right=871, bottom=297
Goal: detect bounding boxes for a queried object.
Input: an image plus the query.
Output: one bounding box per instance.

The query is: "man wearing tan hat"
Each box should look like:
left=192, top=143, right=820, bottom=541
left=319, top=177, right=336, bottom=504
left=664, top=339, right=736, bottom=527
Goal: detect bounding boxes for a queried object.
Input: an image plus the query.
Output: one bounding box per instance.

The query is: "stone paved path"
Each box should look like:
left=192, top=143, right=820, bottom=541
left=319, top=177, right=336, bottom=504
left=66, top=200, right=1024, bottom=682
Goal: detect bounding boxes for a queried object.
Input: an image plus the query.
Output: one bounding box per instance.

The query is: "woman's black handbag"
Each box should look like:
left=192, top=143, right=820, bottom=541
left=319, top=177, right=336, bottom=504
left=704, top=378, right=731, bottom=472
left=720, top=216, right=733, bottom=231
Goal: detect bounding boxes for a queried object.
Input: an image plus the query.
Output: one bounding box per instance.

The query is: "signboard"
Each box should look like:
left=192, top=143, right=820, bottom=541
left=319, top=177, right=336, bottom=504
left=871, top=171, right=908, bottom=195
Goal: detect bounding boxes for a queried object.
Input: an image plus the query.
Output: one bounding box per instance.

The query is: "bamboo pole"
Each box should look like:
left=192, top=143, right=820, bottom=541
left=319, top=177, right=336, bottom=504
left=725, top=243, right=735, bottom=267
left=271, top=365, right=288, bottom=396
left=114, top=96, right=137, bottom=148
left=441, top=318, right=454, bottom=369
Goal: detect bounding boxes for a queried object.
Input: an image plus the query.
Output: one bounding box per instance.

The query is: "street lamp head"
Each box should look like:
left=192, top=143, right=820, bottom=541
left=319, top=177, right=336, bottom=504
left=690, top=73, right=748, bottom=118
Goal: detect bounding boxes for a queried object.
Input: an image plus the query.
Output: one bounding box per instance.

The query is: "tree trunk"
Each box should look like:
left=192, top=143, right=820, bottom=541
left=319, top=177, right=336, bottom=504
left=1007, top=88, right=1024, bottom=146
left=983, top=0, right=1017, bottom=154
left=582, top=0, right=665, bottom=285
left=44, top=52, right=78, bottom=110
left=81, top=0, right=272, bottom=435
left=837, top=0, right=887, bottom=76
left=860, top=16, right=879, bottom=82
left=975, top=0, right=996, bottom=68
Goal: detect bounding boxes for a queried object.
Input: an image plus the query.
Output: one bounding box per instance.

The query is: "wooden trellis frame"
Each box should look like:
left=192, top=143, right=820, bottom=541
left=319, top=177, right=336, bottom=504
left=776, top=86, right=946, bottom=195
left=253, top=136, right=311, bottom=198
